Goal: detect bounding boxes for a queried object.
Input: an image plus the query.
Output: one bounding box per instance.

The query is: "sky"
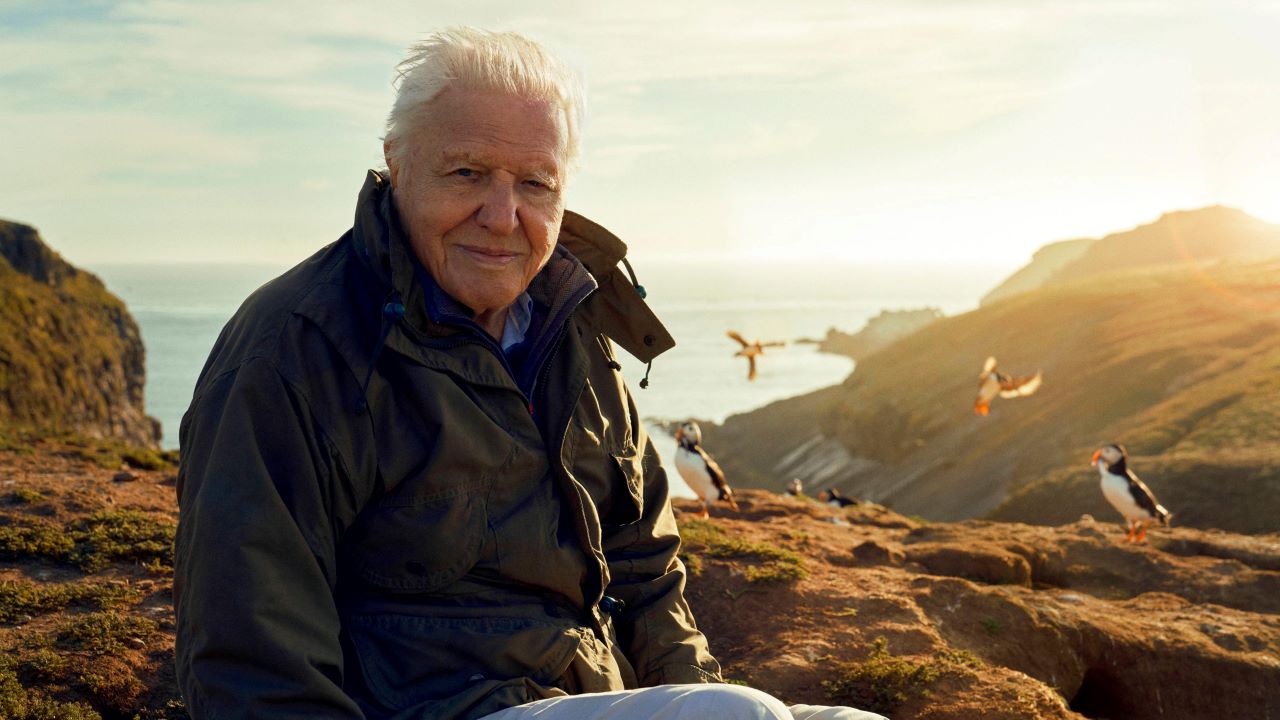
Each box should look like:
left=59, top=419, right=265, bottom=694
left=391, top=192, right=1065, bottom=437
left=2, top=0, right=1279, bottom=271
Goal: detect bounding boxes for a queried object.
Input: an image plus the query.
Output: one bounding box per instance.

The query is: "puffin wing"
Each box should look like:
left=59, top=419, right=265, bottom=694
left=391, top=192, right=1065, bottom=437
left=981, top=356, right=997, bottom=376
left=999, top=370, right=1042, bottom=398
left=727, top=330, right=750, bottom=348
left=1126, top=470, right=1170, bottom=523
left=695, top=446, right=737, bottom=508
left=695, top=446, right=728, bottom=492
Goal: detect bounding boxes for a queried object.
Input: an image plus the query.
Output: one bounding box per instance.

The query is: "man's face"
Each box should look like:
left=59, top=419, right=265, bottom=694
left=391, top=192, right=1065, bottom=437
left=387, top=87, right=568, bottom=319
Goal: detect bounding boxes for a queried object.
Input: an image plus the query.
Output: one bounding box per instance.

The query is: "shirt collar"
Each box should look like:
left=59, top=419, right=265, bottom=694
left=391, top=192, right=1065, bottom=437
left=500, top=292, right=534, bottom=352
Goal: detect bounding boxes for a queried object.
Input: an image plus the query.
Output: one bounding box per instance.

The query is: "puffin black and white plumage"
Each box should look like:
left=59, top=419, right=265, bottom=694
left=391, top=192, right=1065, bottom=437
left=786, top=478, right=804, bottom=497
left=726, top=330, right=786, bottom=382
left=1092, top=443, right=1171, bottom=543
left=673, top=421, right=739, bottom=518
left=974, top=355, right=1042, bottom=416
left=817, top=487, right=857, bottom=508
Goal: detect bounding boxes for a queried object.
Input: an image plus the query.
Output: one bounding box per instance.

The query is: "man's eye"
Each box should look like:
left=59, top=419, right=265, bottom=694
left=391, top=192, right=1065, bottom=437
left=453, top=168, right=476, bottom=177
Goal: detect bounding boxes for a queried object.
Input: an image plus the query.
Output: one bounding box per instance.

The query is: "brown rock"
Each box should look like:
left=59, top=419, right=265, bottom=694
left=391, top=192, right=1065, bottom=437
left=851, top=540, right=904, bottom=566
left=905, top=543, right=1033, bottom=586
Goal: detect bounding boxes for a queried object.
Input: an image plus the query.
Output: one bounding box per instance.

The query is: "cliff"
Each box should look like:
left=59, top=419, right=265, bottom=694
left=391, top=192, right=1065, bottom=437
left=4, top=451, right=1276, bottom=719
left=0, top=220, right=159, bottom=448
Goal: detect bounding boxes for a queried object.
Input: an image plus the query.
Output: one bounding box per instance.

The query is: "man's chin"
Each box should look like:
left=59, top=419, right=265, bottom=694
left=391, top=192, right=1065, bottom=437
left=450, top=286, right=523, bottom=318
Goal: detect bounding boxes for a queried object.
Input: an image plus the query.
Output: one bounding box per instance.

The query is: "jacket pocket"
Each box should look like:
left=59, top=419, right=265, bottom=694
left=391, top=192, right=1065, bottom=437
left=604, top=448, right=644, bottom=526
left=348, top=614, right=582, bottom=714
left=345, top=482, right=488, bottom=592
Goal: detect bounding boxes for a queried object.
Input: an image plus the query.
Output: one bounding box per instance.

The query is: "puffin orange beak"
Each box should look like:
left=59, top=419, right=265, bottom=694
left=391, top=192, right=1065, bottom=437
left=1090, top=449, right=1101, bottom=466
left=674, top=427, right=684, bottom=442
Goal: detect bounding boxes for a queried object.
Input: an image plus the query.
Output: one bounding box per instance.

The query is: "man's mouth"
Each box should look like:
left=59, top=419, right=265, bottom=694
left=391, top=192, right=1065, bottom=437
left=458, top=245, right=520, bottom=266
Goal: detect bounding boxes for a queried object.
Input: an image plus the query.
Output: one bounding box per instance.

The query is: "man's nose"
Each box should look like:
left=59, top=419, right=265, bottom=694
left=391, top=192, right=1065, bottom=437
left=475, top=178, right=519, bottom=235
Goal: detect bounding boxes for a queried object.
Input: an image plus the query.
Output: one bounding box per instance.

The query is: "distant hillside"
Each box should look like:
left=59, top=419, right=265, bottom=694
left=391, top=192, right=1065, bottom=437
left=981, top=206, right=1280, bottom=305
left=980, top=238, right=1093, bottom=306
left=701, top=259, right=1280, bottom=532
left=0, top=219, right=159, bottom=447
left=818, top=307, right=944, bottom=360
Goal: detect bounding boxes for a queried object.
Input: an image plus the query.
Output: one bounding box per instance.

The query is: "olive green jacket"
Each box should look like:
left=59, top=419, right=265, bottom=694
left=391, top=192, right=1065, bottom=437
left=174, top=170, right=721, bottom=720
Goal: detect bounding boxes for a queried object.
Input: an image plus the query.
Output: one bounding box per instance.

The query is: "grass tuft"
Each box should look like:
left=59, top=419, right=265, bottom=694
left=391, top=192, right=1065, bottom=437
left=0, top=580, right=139, bottom=624
left=0, top=660, right=103, bottom=720
left=68, top=510, right=175, bottom=573
left=822, top=636, right=983, bottom=714
left=981, top=616, right=1004, bottom=635
left=0, top=520, right=76, bottom=560
left=8, top=489, right=46, bottom=505
left=55, top=611, right=157, bottom=656
left=679, top=519, right=807, bottom=584
left=0, top=511, right=174, bottom=572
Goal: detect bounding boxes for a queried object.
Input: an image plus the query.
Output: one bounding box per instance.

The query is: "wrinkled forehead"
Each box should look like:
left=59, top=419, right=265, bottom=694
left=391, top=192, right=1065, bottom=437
left=417, top=87, right=568, bottom=172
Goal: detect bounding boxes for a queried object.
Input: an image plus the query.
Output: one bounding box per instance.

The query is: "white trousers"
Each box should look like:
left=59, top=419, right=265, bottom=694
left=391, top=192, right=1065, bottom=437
left=477, top=685, right=887, bottom=720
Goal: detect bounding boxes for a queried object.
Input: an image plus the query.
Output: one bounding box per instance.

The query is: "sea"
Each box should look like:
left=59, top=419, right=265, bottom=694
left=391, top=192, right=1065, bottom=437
left=92, top=259, right=991, bottom=498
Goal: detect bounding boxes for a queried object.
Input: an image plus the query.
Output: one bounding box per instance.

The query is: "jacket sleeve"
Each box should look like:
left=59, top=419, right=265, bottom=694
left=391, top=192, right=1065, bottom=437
left=174, top=357, right=367, bottom=719
left=600, top=394, right=723, bottom=687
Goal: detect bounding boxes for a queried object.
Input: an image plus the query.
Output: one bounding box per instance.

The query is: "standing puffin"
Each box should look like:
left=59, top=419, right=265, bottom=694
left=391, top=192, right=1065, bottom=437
left=974, top=356, right=1043, bottom=416
left=1092, top=443, right=1171, bottom=543
left=726, top=330, right=786, bottom=382
left=673, top=421, right=739, bottom=518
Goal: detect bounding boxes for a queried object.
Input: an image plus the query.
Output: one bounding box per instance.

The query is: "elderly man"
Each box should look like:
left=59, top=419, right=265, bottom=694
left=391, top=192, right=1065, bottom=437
left=175, top=28, right=882, bottom=720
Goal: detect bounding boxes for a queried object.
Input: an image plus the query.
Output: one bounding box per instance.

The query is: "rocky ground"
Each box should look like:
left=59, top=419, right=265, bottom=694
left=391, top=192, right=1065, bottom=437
left=675, top=490, right=1280, bottom=719
left=0, top=437, right=181, bottom=718
left=2, top=443, right=1278, bottom=719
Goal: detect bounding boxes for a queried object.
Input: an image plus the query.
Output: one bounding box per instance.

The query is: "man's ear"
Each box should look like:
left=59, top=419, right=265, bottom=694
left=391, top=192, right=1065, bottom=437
left=384, top=141, right=398, bottom=185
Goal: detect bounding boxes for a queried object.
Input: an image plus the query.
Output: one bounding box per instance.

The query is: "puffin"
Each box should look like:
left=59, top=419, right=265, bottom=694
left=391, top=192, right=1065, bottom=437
left=726, top=330, right=786, bottom=381
left=1092, top=443, right=1171, bottom=543
left=786, top=478, right=804, bottom=497
left=817, top=487, right=857, bottom=508
left=974, top=356, right=1043, bottom=416
left=673, top=420, right=739, bottom=518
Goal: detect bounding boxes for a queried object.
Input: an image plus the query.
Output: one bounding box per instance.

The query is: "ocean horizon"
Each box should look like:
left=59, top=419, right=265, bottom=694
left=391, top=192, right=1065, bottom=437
left=93, top=258, right=993, bottom=498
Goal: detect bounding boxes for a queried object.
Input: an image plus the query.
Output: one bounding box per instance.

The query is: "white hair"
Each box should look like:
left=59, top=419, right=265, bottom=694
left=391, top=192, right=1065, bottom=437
left=384, top=28, right=585, bottom=172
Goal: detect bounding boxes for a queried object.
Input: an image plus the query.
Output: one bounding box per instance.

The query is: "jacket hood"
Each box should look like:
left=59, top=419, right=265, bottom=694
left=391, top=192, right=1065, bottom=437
left=351, top=169, right=675, bottom=364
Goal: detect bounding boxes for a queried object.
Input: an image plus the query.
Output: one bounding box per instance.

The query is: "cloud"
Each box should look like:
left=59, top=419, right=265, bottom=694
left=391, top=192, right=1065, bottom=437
left=3, top=0, right=1278, bottom=264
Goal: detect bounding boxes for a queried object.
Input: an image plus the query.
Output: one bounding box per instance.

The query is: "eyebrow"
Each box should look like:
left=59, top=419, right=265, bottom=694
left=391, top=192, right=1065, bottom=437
left=437, top=149, right=561, bottom=186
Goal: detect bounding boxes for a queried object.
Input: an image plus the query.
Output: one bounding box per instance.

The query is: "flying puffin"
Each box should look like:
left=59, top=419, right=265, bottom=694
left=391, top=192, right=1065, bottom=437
left=817, top=487, right=857, bottom=508
left=673, top=420, right=739, bottom=518
left=726, top=330, right=786, bottom=381
left=1092, top=443, right=1171, bottom=543
left=974, top=356, right=1043, bottom=416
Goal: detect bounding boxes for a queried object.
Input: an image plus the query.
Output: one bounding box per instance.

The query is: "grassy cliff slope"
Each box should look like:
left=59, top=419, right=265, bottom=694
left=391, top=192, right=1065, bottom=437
left=0, top=220, right=158, bottom=447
